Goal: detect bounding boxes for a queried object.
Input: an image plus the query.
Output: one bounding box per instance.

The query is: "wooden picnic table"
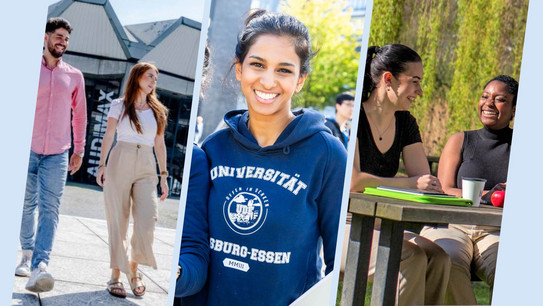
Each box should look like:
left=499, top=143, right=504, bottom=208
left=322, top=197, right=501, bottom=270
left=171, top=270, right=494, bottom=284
left=341, top=192, right=503, bottom=306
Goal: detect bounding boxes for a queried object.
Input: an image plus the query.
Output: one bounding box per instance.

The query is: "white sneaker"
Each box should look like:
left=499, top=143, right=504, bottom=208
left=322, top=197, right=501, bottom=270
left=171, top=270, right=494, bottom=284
left=15, top=250, right=32, bottom=277
left=25, top=261, right=54, bottom=293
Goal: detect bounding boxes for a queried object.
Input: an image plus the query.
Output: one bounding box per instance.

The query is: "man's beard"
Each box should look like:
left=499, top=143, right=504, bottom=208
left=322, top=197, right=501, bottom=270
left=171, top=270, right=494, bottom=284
left=48, top=43, right=65, bottom=58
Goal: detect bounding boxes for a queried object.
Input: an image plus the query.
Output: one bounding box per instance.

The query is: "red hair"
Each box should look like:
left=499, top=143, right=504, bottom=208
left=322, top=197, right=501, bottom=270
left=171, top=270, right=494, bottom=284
left=121, top=62, right=168, bottom=134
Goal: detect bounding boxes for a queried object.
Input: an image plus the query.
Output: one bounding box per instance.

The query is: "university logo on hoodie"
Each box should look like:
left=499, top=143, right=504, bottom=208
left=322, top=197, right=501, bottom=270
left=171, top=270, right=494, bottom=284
left=224, top=187, right=268, bottom=235
left=210, top=165, right=308, bottom=235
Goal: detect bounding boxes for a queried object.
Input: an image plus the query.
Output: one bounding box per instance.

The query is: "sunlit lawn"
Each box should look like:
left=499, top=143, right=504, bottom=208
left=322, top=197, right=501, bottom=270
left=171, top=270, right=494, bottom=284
left=336, top=281, right=491, bottom=305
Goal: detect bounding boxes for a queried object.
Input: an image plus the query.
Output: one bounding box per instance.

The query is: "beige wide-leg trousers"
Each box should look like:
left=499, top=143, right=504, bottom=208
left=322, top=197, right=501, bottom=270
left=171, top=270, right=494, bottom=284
left=420, top=224, right=499, bottom=305
left=104, top=141, right=158, bottom=274
left=341, top=218, right=450, bottom=306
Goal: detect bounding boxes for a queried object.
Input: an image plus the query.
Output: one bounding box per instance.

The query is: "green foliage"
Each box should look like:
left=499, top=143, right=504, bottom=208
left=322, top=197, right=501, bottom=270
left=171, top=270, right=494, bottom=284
left=367, top=0, right=528, bottom=155
left=410, top=0, right=448, bottom=133
left=368, top=0, right=405, bottom=46
left=499, top=0, right=529, bottom=81
left=447, top=0, right=505, bottom=133
left=280, top=0, right=362, bottom=108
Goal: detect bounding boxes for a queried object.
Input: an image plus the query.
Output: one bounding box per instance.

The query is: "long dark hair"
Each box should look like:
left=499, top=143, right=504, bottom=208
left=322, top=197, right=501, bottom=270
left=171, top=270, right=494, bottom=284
left=235, top=9, right=316, bottom=75
left=122, top=62, right=169, bottom=135
left=362, top=44, right=422, bottom=102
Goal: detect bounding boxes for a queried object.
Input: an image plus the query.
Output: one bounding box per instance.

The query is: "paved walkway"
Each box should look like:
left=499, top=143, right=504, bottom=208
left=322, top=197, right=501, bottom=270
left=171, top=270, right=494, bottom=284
left=11, top=196, right=179, bottom=305
left=59, top=183, right=181, bottom=229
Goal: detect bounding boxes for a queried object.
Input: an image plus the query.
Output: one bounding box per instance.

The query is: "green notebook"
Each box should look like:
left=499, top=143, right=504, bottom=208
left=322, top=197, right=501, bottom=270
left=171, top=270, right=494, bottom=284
left=364, top=187, right=473, bottom=207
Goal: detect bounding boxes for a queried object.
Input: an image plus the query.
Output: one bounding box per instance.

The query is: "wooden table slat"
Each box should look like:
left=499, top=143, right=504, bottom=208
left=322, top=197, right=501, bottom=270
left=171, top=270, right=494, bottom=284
left=343, top=192, right=503, bottom=306
left=350, top=193, right=502, bottom=226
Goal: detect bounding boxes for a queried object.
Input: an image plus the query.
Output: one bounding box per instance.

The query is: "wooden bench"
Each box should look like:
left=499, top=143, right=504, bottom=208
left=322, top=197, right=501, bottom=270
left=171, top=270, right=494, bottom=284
left=398, top=156, right=439, bottom=176
left=427, top=156, right=439, bottom=176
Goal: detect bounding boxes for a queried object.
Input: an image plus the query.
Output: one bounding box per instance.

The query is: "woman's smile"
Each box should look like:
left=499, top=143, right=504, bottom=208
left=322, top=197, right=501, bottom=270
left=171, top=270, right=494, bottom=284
left=254, top=89, right=279, bottom=104
left=478, top=80, right=515, bottom=129
left=482, top=109, right=498, bottom=117
left=235, top=34, right=307, bottom=118
left=392, top=61, right=423, bottom=110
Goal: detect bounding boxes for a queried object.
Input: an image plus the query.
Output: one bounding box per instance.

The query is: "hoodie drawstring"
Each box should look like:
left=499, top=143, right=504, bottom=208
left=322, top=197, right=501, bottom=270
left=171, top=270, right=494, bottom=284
left=283, top=145, right=290, bottom=155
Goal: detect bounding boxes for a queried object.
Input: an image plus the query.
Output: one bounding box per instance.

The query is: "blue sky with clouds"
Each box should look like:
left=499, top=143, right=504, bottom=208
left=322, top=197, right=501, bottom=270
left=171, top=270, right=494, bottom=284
left=46, top=0, right=205, bottom=24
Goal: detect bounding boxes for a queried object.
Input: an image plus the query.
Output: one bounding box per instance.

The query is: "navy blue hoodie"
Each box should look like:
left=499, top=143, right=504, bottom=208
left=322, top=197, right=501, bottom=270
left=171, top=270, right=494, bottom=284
left=176, top=146, right=211, bottom=297
left=184, top=109, right=346, bottom=305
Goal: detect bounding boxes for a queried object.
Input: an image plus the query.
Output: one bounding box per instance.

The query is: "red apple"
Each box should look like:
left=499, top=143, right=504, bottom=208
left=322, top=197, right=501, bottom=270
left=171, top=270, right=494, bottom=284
left=491, top=191, right=505, bottom=207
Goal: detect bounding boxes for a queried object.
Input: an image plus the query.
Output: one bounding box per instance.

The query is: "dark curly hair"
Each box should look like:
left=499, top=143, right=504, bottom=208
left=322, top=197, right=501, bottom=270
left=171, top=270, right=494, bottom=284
left=484, top=75, right=519, bottom=107
left=45, top=17, right=73, bottom=34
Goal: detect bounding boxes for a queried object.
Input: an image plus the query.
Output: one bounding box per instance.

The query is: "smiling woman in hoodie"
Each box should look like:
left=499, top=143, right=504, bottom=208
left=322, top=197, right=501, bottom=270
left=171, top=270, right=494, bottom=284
left=177, top=9, right=347, bottom=306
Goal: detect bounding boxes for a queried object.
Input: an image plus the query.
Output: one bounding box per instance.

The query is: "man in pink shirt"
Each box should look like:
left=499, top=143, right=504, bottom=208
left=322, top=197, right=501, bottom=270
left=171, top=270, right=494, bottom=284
left=15, top=17, right=87, bottom=293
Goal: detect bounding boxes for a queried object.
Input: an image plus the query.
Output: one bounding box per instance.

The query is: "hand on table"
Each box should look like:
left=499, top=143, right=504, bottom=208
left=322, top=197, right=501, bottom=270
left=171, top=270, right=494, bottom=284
left=413, top=174, right=444, bottom=193
left=482, top=182, right=506, bottom=203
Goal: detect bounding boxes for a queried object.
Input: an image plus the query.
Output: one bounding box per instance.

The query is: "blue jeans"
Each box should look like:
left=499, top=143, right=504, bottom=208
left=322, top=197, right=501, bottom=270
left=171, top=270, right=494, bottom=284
left=20, top=150, right=68, bottom=269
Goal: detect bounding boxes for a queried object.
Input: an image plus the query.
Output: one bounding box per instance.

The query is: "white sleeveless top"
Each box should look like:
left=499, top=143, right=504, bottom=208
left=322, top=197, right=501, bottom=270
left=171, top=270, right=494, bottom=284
left=107, top=98, right=157, bottom=147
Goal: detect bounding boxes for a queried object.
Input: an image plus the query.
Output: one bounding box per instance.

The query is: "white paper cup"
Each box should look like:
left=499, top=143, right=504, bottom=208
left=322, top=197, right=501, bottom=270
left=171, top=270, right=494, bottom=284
left=462, top=177, right=487, bottom=207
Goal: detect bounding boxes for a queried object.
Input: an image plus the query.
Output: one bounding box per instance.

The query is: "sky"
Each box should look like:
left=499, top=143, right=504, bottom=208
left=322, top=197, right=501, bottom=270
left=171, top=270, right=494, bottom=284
left=46, top=0, right=205, bottom=24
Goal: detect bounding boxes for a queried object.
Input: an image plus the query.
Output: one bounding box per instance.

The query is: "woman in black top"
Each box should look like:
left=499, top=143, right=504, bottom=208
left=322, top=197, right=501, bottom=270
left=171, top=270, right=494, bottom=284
left=420, top=75, right=517, bottom=304
left=346, top=44, right=451, bottom=306
left=352, top=44, right=442, bottom=191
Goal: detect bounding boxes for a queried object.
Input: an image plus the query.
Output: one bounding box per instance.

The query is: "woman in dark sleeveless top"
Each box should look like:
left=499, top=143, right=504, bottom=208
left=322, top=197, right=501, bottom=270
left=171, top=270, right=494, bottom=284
left=345, top=44, right=451, bottom=306
left=420, top=75, right=517, bottom=304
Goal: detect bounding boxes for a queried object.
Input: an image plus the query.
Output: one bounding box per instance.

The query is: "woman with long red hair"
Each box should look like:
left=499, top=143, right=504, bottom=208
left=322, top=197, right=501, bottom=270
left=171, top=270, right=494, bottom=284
left=96, top=62, right=169, bottom=298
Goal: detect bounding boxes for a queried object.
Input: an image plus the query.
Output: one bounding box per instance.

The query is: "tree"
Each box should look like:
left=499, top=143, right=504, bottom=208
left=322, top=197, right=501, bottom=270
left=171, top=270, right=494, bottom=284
left=447, top=0, right=505, bottom=133
left=368, top=0, right=405, bottom=46
left=280, top=0, right=363, bottom=109
left=411, top=0, right=458, bottom=154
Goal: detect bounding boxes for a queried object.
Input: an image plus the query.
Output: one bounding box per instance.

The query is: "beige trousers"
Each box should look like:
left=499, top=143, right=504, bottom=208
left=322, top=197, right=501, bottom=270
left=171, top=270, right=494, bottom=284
left=103, top=141, right=158, bottom=274
left=341, top=219, right=450, bottom=306
left=420, top=225, right=499, bottom=305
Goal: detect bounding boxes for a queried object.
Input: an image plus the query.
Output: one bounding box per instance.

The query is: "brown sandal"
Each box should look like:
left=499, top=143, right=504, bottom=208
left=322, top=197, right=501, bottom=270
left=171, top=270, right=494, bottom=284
left=128, top=272, right=146, bottom=296
left=107, top=279, right=127, bottom=298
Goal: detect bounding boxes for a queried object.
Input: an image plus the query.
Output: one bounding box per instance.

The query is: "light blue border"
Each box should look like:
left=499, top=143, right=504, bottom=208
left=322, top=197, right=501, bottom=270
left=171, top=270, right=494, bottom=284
left=0, top=2, right=51, bottom=305
left=492, top=1, right=541, bottom=305
left=166, top=0, right=212, bottom=305
left=3, top=1, right=541, bottom=305
left=326, top=0, right=374, bottom=304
